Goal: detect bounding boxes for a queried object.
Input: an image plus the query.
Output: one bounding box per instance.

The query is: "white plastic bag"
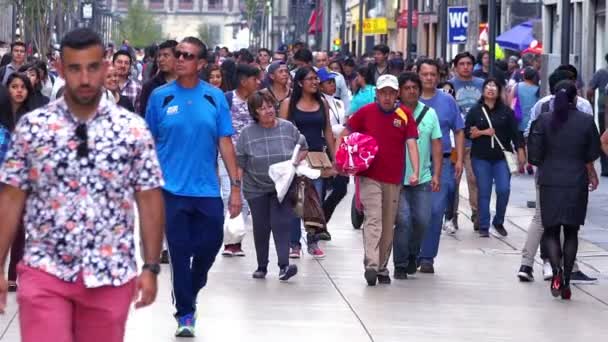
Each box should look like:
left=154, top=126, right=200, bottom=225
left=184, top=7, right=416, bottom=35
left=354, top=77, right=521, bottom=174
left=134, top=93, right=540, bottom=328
left=223, top=213, right=246, bottom=245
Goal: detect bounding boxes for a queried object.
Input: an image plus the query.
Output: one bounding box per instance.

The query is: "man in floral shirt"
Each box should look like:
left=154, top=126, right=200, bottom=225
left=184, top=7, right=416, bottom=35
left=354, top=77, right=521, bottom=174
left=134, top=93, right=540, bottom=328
left=0, top=28, right=165, bottom=342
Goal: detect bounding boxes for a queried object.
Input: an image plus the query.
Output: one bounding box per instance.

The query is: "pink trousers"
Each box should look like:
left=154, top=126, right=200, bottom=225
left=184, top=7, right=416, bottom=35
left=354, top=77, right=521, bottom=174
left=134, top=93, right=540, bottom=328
left=17, top=263, right=136, bottom=342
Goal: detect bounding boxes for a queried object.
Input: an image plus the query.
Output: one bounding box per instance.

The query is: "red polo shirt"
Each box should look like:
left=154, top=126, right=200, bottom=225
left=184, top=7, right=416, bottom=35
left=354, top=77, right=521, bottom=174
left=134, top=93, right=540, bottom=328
left=347, top=103, right=418, bottom=184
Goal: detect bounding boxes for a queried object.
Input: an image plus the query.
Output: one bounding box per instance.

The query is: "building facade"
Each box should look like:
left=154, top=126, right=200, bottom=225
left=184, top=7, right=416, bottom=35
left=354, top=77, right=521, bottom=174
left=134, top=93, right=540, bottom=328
left=107, top=0, right=242, bottom=47
left=542, top=0, right=606, bottom=97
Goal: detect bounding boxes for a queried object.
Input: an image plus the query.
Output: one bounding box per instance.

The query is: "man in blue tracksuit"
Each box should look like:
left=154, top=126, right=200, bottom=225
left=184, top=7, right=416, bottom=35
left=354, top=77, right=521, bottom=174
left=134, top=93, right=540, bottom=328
left=145, top=37, right=242, bottom=338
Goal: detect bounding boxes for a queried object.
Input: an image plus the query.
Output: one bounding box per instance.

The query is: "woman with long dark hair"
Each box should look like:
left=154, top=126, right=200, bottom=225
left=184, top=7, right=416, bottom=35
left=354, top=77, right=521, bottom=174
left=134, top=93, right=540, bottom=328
left=19, top=63, right=49, bottom=109
left=528, top=81, right=601, bottom=299
left=1, top=72, right=33, bottom=292
left=465, top=78, right=525, bottom=238
left=279, top=66, right=335, bottom=259
left=220, top=58, right=238, bottom=91
left=206, top=64, right=225, bottom=90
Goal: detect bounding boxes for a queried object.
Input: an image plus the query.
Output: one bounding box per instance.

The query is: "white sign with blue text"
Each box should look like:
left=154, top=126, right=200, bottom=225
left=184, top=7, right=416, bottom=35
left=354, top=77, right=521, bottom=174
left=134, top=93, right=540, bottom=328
left=448, top=6, right=468, bottom=44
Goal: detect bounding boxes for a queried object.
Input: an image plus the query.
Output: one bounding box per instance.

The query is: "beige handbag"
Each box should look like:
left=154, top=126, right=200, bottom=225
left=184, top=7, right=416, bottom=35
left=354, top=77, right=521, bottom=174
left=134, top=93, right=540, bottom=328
left=481, top=107, right=519, bottom=174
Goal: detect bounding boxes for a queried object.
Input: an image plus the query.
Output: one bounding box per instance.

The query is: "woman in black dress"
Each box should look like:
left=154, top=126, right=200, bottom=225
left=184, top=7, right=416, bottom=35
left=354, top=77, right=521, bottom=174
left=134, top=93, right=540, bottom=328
left=528, top=81, right=601, bottom=300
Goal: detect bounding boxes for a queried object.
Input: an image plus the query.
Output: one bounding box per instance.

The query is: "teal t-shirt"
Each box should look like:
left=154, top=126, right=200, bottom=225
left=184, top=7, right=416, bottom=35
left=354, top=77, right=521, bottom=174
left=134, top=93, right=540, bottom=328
left=404, top=102, right=442, bottom=186
left=349, top=85, right=376, bottom=115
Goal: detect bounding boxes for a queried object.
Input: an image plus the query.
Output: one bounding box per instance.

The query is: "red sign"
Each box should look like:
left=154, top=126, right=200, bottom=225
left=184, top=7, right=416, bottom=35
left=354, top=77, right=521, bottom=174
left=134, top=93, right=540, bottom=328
left=397, top=9, right=419, bottom=28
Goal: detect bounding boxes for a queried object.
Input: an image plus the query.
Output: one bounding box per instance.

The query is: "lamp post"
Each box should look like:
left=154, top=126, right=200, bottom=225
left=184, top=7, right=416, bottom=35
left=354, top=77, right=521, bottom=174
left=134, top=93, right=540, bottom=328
left=357, top=0, right=363, bottom=57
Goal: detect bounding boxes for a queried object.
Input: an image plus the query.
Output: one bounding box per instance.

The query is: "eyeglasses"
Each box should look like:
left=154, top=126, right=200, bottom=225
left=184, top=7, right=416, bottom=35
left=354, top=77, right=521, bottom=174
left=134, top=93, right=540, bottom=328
left=174, top=50, right=197, bottom=61
left=75, top=123, right=89, bottom=158
left=441, top=88, right=455, bottom=95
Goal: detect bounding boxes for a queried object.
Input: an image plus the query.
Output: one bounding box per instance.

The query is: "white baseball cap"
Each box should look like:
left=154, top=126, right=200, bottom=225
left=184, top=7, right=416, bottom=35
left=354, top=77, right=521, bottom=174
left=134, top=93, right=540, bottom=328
left=376, top=74, right=399, bottom=91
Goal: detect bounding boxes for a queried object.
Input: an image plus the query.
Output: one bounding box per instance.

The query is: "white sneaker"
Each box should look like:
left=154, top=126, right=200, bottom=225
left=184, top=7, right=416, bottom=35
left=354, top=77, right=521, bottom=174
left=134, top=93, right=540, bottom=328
left=443, top=220, right=457, bottom=234
left=543, top=260, right=553, bottom=281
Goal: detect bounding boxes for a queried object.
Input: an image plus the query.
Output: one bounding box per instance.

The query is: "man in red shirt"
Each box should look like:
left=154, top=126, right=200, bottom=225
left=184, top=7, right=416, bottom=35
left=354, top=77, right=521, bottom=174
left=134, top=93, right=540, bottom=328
left=337, top=74, right=420, bottom=286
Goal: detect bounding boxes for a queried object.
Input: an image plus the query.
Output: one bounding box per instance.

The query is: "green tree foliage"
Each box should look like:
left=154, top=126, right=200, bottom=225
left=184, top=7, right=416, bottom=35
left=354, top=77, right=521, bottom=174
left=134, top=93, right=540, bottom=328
left=118, top=0, right=163, bottom=47
left=2, top=0, right=78, bottom=58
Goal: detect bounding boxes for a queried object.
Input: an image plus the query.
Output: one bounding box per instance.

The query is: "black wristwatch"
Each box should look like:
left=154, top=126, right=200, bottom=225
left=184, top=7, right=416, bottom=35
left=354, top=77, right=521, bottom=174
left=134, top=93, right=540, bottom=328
left=142, top=263, right=161, bottom=275
left=230, top=179, right=242, bottom=188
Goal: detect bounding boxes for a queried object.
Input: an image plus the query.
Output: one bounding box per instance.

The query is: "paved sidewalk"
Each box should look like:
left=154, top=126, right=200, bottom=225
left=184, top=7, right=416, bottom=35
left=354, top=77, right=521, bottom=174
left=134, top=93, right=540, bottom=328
left=1, top=177, right=608, bottom=341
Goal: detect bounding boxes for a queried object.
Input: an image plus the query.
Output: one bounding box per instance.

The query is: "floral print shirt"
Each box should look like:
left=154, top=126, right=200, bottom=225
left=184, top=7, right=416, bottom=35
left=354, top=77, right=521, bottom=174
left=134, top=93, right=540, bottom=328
left=0, top=96, right=164, bottom=288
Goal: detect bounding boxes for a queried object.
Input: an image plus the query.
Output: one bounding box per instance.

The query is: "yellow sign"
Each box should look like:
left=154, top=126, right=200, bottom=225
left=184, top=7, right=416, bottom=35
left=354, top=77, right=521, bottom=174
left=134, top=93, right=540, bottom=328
left=357, top=18, right=388, bottom=35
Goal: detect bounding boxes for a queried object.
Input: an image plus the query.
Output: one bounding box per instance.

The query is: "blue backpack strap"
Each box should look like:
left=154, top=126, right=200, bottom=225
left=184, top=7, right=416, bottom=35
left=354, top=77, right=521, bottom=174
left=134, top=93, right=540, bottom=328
left=224, top=91, right=234, bottom=109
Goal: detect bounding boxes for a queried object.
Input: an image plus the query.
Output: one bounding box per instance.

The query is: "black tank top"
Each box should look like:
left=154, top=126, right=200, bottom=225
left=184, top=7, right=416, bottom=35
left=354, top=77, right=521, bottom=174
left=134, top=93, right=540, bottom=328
left=292, top=105, right=325, bottom=152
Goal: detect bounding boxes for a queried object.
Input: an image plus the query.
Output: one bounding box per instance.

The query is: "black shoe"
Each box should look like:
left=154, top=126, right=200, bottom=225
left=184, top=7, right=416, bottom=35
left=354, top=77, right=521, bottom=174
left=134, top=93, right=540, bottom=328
left=406, top=255, right=418, bottom=275
left=517, top=265, right=534, bottom=282
left=377, top=274, right=391, bottom=284
left=160, top=250, right=170, bottom=264
left=317, top=230, right=332, bottom=241
left=419, top=263, right=434, bottom=274
left=279, top=265, right=298, bottom=281
left=493, top=223, right=508, bottom=237
left=471, top=211, right=479, bottom=231
left=479, top=230, right=490, bottom=238
left=570, top=271, right=598, bottom=284
left=394, top=267, right=408, bottom=280
left=7, top=282, right=17, bottom=292
left=364, top=269, right=377, bottom=286
left=252, top=267, right=268, bottom=279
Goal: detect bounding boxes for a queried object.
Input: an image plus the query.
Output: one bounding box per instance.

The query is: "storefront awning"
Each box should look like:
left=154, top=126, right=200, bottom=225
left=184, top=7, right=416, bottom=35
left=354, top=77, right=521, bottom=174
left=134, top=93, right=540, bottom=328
left=496, top=20, right=538, bottom=51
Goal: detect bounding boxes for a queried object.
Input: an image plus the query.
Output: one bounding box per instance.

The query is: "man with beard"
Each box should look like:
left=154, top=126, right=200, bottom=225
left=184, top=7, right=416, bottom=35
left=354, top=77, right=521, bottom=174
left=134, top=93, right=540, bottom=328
left=113, top=49, right=142, bottom=111
left=0, top=28, right=165, bottom=342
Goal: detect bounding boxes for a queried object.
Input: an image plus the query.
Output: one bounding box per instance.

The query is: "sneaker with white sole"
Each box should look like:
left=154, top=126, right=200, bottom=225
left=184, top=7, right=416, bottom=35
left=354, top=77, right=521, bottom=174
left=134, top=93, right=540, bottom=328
left=570, top=271, right=598, bottom=284
left=289, top=246, right=301, bottom=259
left=307, top=243, right=326, bottom=259
left=232, top=244, right=245, bottom=257
left=175, top=312, right=196, bottom=337
left=543, top=260, right=553, bottom=281
left=279, top=265, right=298, bottom=281
left=443, top=220, right=457, bottom=234
left=221, top=245, right=234, bottom=257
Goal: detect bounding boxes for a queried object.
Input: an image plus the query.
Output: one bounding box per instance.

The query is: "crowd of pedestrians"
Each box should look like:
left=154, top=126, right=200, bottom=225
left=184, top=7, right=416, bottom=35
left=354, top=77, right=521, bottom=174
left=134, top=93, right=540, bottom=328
left=0, top=27, right=608, bottom=342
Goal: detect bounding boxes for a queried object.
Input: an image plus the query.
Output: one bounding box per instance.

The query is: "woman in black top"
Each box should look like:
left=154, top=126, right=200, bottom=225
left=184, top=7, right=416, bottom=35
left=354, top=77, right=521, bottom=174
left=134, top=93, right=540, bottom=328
left=279, top=66, right=335, bottom=259
left=528, top=81, right=601, bottom=299
left=465, top=78, right=525, bottom=238
left=2, top=72, right=33, bottom=292
left=19, top=63, right=49, bottom=109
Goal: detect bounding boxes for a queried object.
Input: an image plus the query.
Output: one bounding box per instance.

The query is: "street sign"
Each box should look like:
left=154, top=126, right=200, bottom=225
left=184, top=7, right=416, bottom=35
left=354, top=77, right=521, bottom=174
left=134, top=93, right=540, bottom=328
left=359, top=17, right=388, bottom=35
left=447, top=6, right=468, bottom=44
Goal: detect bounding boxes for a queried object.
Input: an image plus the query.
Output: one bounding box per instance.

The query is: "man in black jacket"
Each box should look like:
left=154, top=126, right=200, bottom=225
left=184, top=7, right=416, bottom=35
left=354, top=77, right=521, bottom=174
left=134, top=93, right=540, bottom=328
left=367, top=44, right=390, bottom=85
left=139, top=40, right=178, bottom=116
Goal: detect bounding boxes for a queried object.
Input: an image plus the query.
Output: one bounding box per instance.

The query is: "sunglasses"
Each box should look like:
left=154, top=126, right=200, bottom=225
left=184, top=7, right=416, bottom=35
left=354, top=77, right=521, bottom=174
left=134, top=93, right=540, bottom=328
left=174, top=50, right=197, bottom=61
left=75, top=123, right=89, bottom=158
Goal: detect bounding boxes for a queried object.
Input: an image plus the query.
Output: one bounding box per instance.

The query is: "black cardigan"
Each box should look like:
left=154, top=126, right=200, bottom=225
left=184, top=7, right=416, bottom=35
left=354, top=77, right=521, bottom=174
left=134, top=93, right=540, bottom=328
left=465, top=102, right=524, bottom=160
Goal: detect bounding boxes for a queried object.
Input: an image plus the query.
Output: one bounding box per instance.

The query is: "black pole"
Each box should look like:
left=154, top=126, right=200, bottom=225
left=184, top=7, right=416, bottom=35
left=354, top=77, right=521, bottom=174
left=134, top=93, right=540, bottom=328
left=340, top=0, right=346, bottom=53
left=11, top=4, right=16, bottom=42
left=440, top=0, right=447, bottom=61
left=326, top=0, right=332, bottom=51
left=561, top=0, right=571, bottom=65
left=406, top=0, right=414, bottom=61
left=357, top=0, right=363, bottom=57
left=488, top=0, right=497, bottom=75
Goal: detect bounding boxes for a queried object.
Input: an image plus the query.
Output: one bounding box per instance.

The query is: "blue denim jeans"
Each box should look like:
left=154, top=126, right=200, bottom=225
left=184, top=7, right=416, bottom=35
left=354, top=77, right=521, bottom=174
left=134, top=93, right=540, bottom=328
left=393, top=182, right=432, bottom=269
left=419, top=159, right=455, bottom=264
left=471, top=158, right=511, bottom=232
left=290, top=178, right=325, bottom=247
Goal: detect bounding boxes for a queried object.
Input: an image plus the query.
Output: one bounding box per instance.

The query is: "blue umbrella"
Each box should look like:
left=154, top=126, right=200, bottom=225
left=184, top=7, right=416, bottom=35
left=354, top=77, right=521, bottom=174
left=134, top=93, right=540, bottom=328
left=496, top=20, right=538, bottom=51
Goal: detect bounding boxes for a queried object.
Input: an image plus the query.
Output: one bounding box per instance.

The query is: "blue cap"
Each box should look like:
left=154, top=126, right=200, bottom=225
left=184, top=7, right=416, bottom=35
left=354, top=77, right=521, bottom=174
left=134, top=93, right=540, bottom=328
left=317, top=68, right=336, bottom=83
